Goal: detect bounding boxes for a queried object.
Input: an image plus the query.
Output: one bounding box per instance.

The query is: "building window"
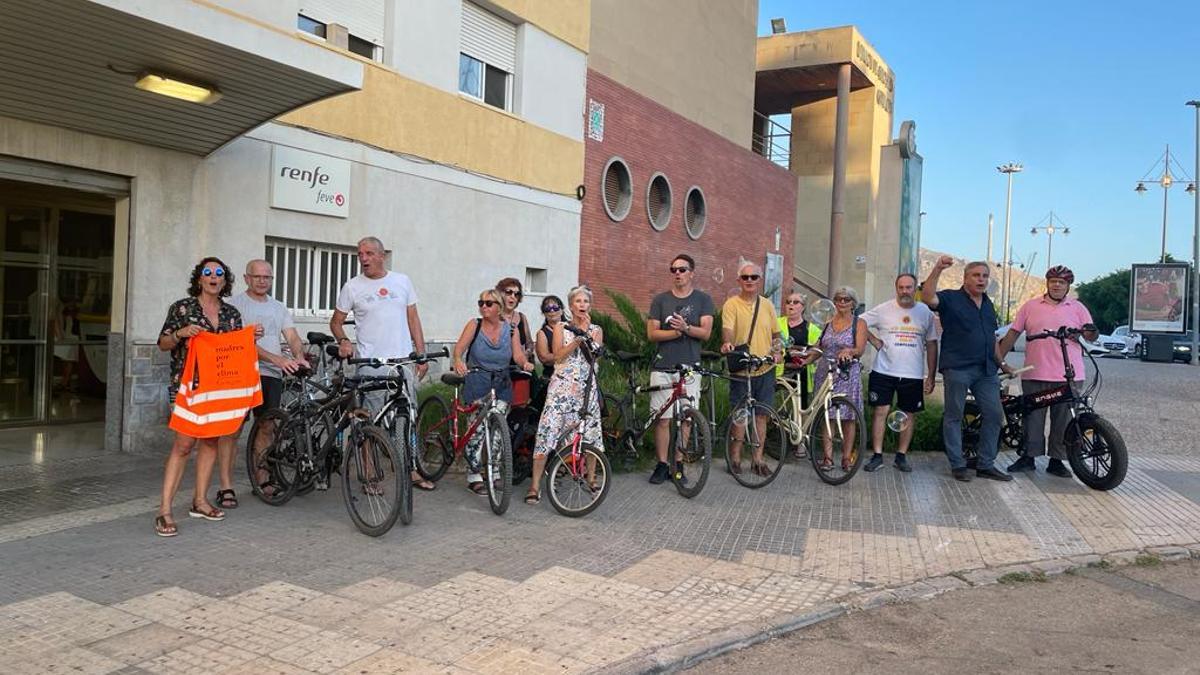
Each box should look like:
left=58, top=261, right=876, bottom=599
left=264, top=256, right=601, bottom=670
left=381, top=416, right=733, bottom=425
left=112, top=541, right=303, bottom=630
left=459, top=1, right=516, bottom=111
left=348, top=34, right=379, bottom=60
left=684, top=186, right=707, bottom=240
left=525, top=267, right=547, bottom=294
left=265, top=239, right=360, bottom=316
left=602, top=157, right=632, bottom=222
left=646, top=173, right=672, bottom=231
left=297, top=14, right=326, bottom=38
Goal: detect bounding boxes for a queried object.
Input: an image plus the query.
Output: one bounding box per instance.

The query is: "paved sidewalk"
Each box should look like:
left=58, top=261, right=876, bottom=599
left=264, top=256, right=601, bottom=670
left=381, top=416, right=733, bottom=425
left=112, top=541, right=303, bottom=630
left=1, top=360, right=1198, bottom=673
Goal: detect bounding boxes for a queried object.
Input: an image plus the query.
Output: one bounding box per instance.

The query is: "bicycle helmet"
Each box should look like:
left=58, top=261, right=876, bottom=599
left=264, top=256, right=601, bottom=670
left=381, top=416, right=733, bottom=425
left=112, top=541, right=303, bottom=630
left=1045, top=265, right=1074, bottom=284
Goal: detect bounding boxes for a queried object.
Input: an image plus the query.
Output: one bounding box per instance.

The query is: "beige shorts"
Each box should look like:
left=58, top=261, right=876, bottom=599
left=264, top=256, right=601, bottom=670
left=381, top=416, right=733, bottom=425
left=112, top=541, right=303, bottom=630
left=648, top=370, right=700, bottom=419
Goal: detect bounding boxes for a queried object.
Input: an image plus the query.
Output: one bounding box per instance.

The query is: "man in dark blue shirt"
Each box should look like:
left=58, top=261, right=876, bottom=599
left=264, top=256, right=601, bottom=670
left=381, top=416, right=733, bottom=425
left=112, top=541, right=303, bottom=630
left=922, top=256, right=1013, bottom=482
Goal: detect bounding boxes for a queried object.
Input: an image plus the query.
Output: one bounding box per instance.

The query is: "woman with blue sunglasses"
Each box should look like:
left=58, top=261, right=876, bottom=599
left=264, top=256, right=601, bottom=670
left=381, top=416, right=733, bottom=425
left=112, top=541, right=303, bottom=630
left=154, top=257, right=255, bottom=537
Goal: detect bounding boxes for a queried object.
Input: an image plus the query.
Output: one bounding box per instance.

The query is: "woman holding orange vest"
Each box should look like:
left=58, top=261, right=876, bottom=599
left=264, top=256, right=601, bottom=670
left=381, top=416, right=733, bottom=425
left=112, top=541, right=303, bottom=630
left=154, top=257, right=252, bottom=537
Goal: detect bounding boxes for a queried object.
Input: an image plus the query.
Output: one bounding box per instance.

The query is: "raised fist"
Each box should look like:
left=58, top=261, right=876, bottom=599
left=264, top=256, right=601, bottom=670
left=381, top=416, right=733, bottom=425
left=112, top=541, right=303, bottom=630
left=935, top=255, right=954, bottom=270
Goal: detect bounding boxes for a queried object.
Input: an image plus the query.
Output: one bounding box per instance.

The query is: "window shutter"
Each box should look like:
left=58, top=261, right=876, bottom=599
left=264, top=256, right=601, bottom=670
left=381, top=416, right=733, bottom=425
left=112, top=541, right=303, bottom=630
left=460, top=1, right=516, bottom=73
left=299, top=0, right=385, bottom=44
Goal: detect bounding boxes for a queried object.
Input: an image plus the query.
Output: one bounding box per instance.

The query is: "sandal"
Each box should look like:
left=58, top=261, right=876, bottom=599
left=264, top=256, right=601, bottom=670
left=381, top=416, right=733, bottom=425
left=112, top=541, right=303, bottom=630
left=728, top=461, right=742, bottom=475
left=216, top=489, right=238, bottom=509
left=524, top=491, right=540, bottom=505
left=751, top=462, right=771, bottom=477
left=188, top=503, right=225, bottom=521
left=817, top=457, right=833, bottom=471
left=468, top=481, right=488, bottom=496
left=154, top=515, right=178, bottom=537
left=258, top=481, right=279, bottom=497
left=413, top=476, right=436, bottom=491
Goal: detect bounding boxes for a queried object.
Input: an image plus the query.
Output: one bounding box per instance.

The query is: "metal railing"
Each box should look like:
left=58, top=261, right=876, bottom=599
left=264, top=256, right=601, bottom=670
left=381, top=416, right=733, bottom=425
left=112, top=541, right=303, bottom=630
left=752, top=111, right=790, bottom=168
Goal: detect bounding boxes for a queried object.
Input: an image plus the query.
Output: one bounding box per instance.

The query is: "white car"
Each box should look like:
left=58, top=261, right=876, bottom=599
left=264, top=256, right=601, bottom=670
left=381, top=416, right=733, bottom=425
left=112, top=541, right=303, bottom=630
left=998, top=324, right=1107, bottom=356
left=1111, top=325, right=1142, bottom=357
left=1094, top=333, right=1128, bottom=357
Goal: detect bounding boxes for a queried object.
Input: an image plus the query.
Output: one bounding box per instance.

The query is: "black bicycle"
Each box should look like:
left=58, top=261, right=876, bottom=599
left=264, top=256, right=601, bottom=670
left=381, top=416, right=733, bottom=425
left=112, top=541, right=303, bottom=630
left=961, top=326, right=1128, bottom=490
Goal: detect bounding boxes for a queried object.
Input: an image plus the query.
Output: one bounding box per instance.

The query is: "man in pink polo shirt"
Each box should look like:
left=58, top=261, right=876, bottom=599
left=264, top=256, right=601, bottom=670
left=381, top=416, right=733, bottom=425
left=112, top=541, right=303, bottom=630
left=997, top=266, right=1099, bottom=477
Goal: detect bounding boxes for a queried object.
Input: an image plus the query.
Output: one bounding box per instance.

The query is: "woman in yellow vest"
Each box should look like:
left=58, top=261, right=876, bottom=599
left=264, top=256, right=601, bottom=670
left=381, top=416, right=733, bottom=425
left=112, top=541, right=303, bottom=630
left=777, top=292, right=822, bottom=457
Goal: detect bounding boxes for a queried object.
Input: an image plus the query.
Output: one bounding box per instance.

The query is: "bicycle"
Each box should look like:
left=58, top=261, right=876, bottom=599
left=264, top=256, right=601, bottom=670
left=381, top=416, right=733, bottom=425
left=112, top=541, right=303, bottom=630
left=717, top=354, right=788, bottom=488
left=772, top=347, right=867, bottom=486
left=244, top=347, right=410, bottom=537
left=600, top=353, right=712, bottom=498
left=540, top=323, right=612, bottom=517
left=414, top=367, right=515, bottom=515
left=960, top=326, right=1128, bottom=490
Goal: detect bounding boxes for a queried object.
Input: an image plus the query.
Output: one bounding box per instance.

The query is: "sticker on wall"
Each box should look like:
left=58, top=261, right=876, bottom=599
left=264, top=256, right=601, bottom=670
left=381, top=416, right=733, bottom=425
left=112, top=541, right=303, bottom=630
left=588, top=99, right=605, bottom=142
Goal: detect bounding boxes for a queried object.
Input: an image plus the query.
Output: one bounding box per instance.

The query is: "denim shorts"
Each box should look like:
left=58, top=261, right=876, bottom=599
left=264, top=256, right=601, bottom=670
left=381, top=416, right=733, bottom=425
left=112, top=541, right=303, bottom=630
left=730, top=371, right=775, bottom=410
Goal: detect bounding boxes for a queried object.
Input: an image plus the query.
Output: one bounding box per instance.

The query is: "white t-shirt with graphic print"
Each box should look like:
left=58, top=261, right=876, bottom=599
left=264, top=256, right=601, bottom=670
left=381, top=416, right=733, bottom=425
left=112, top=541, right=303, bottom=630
left=861, top=299, right=938, bottom=379
left=335, top=271, right=418, bottom=359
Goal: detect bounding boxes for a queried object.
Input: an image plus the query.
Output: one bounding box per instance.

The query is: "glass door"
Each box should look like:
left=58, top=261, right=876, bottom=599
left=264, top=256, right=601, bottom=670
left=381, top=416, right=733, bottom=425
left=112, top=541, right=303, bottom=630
left=0, top=206, right=50, bottom=423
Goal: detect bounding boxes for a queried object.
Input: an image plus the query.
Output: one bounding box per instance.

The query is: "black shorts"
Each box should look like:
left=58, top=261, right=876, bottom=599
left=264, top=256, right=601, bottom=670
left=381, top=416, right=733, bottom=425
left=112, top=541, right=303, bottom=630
left=252, top=376, right=284, bottom=418
left=867, top=371, right=924, bottom=413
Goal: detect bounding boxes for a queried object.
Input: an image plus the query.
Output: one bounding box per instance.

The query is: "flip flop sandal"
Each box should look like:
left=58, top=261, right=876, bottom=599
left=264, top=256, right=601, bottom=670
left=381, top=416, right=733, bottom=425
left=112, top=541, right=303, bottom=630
left=216, top=489, right=238, bottom=509
left=524, top=492, right=540, bottom=505
left=155, top=515, right=178, bottom=537
left=818, top=458, right=834, bottom=471
left=188, top=503, right=225, bottom=521
left=413, top=477, right=437, bottom=491
left=258, top=482, right=279, bottom=497
left=468, top=481, right=489, bottom=496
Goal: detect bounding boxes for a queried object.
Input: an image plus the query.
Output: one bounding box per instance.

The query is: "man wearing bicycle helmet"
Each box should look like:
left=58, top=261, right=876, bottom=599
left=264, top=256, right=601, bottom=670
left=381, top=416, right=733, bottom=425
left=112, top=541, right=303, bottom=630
left=997, top=265, right=1098, bottom=477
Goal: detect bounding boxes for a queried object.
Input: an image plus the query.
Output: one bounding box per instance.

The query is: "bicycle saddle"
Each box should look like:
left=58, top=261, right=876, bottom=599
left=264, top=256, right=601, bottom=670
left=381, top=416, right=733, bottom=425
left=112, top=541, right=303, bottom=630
left=307, top=332, right=335, bottom=345
left=441, top=372, right=465, bottom=387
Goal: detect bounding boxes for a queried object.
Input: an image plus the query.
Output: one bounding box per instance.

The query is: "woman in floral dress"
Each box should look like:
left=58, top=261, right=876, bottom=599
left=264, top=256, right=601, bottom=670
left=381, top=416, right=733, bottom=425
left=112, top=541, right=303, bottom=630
left=813, top=286, right=867, bottom=470
left=526, top=286, right=604, bottom=504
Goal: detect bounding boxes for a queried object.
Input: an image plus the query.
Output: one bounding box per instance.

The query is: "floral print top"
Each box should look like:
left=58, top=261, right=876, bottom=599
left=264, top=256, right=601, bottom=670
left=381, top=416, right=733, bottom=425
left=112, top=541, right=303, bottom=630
left=159, top=297, right=243, bottom=397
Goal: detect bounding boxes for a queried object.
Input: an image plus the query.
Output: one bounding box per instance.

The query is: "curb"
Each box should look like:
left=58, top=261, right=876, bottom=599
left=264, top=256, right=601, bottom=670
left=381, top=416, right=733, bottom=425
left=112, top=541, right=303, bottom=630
left=594, top=543, right=1200, bottom=674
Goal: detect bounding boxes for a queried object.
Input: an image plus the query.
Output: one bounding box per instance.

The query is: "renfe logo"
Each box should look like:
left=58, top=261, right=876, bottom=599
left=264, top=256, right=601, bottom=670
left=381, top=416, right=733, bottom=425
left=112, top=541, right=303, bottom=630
left=270, top=146, right=350, bottom=218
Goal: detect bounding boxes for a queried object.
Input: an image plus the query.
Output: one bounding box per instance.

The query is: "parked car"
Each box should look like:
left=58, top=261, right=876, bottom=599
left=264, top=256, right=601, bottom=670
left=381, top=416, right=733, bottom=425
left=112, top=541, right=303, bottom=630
left=995, top=324, right=1026, bottom=352
left=996, top=324, right=1107, bottom=355
left=1173, top=331, right=1195, bottom=363
left=1111, top=325, right=1142, bottom=357
left=1096, top=331, right=1130, bottom=358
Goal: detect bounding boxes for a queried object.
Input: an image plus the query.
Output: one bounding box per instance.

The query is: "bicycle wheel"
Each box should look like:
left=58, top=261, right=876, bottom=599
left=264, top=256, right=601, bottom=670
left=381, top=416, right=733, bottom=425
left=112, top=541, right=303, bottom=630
left=392, top=417, right=415, bottom=526
left=720, top=403, right=785, bottom=488
left=1065, top=415, right=1128, bottom=491
left=244, top=408, right=302, bottom=506
left=601, top=394, right=638, bottom=469
left=342, top=424, right=402, bottom=537
left=809, top=396, right=866, bottom=485
left=415, top=395, right=453, bottom=482
left=546, top=442, right=611, bottom=517
left=670, top=406, right=711, bottom=498
left=482, top=410, right=513, bottom=515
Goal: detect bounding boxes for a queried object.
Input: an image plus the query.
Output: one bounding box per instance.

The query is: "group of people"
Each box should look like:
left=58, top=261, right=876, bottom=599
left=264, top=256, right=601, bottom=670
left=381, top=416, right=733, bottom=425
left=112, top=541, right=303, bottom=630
left=152, top=236, right=1098, bottom=537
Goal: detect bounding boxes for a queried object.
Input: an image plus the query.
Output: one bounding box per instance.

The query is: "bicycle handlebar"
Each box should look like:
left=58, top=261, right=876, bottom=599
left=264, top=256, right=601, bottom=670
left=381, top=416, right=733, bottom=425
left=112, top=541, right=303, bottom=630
left=347, top=347, right=450, bottom=367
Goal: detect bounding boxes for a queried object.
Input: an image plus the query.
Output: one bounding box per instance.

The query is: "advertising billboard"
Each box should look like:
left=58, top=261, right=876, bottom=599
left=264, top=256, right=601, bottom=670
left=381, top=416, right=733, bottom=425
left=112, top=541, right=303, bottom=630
left=1130, top=262, right=1190, bottom=333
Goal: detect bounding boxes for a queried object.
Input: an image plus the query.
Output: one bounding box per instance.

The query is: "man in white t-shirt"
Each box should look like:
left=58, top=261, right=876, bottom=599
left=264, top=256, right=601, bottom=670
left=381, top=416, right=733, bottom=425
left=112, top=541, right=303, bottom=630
left=861, top=273, right=938, bottom=473
left=330, top=236, right=433, bottom=490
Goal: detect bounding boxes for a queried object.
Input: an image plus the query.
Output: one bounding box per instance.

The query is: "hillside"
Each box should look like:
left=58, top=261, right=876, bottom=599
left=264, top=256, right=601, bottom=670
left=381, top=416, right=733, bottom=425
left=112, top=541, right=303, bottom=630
left=918, top=247, right=1045, bottom=318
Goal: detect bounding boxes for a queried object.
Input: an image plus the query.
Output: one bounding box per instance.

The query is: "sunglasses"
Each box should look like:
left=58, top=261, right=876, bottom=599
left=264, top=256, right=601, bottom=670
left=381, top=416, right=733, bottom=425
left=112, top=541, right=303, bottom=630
left=542, top=304, right=562, bottom=313
left=834, top=297, right=854, bottom=303
left=201, top=267, right=225, bottom=277
left=502, top=289, right=522, bottom=297
left=478, top=300, right=498, bottom=308
left=785, top=299, right=804, bottom=305
left=669, top=266, right=691, bottom=274
left=739, top=274, right=760, bottom=281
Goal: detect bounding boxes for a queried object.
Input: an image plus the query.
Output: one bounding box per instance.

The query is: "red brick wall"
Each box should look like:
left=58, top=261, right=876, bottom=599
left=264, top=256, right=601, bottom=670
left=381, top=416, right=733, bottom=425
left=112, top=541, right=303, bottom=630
left=580, top=70, right=797, bottom=316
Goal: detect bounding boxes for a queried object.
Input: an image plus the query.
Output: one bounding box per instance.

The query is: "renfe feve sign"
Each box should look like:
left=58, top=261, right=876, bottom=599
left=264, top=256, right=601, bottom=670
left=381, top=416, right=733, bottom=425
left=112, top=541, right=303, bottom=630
left=270, top=145, right=351, bottom=218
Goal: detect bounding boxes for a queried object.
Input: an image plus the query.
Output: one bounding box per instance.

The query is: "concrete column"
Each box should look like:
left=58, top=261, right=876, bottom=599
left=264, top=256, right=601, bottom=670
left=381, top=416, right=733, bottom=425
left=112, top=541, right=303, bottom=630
left=828, top=63, right=851, bottom=294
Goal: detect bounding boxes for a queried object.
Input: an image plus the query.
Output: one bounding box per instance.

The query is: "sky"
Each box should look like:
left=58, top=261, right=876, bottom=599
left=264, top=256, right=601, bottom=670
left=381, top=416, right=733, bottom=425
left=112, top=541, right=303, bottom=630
left=756, top=0, right=1200, bottom=285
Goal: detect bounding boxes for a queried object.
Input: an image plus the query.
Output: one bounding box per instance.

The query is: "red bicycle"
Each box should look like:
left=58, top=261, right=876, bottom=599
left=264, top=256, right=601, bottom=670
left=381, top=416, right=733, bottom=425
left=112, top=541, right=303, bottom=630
left=415, top=371, right=513, bottom=515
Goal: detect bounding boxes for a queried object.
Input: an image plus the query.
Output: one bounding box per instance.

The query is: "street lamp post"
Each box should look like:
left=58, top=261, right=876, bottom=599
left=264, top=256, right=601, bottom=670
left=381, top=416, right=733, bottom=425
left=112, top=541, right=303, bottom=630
left=1030, top=211, right=1071, bottom=269
left=998, top=163, right=1023, bottom=322
left=1188, top=100, right=1200, bottom=366
left=1135, top=144, right=1196, bottom=262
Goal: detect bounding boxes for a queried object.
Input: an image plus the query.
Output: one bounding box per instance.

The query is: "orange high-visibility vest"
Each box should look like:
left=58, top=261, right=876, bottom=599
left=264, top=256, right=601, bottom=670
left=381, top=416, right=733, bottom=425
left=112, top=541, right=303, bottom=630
left=169, top=327, right=262, bottom=438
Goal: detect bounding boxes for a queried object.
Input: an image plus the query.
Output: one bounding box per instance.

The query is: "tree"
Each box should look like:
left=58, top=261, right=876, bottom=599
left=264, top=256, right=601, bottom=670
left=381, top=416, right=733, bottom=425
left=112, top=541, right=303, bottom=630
left=1076, top=269, right=1129, bottom=334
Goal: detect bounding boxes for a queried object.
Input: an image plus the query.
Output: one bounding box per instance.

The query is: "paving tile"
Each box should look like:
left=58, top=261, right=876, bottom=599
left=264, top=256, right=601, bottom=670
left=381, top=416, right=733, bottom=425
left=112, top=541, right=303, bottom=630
left=335, top=647, right=472, bottom=674
left=227, top=581, right=324, bottom=613
left=138, top=638, right=259, bottom=674
left=332, top=578, right=422, bottom=605
left=85, top=623, right=197, bottom=664
left=269, top=630, right=381, bottom=673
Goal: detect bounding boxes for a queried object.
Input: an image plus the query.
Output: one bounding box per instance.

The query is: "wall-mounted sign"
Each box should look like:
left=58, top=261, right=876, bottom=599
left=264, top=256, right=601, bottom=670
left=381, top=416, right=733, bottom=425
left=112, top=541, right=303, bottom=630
left=588, top=99, right=605, bottom=142
left=270, top=146, right=350, bottom=218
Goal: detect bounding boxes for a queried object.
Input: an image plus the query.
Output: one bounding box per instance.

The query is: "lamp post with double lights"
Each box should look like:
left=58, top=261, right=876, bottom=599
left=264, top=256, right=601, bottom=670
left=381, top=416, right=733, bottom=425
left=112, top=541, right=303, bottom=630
left=1135, top=144, right=1196, bottom=263
left=1029, top=211, right=1070, bottom=270
left=997, top=163, right=1023, bottom=321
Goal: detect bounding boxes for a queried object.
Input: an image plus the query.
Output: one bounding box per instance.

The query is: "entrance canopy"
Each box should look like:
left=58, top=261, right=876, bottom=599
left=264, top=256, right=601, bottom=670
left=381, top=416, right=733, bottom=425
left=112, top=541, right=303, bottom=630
left=0, top=0, right=364, bottom=156
left=755, top=26, right=893, bottom=115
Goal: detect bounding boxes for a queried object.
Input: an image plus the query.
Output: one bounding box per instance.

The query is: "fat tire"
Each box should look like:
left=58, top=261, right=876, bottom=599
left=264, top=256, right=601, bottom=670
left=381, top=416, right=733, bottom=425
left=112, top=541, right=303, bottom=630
left=1066, top=415, right=1128, bottom=491
left=670, top=407, right=711, bottom=498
